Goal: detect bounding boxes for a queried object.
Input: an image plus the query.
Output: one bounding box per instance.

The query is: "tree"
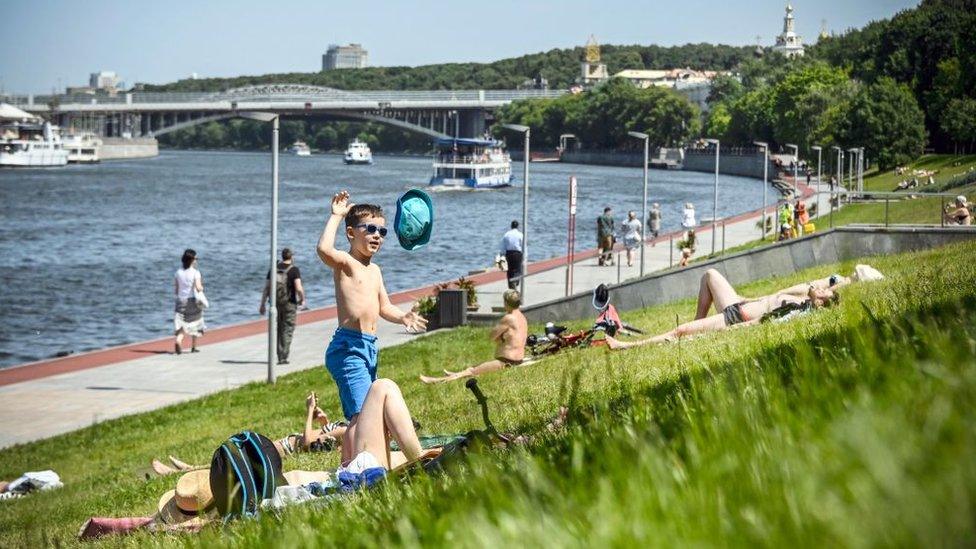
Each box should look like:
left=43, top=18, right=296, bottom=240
left=941, top=98, right=976, bottom=153
left=837, top=77, right=927, bottom=170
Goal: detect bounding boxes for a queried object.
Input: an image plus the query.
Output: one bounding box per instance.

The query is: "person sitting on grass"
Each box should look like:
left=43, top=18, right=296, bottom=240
left=420, top=289, right=528, bottom=384
left=943, top=195, right=971, bottom=226
left=607, top=275, right=839, bottom=350
left=151, top=391, right=348, bottom=476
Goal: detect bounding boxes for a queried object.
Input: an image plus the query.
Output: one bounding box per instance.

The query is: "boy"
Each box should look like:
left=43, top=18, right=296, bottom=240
left=316, top=190, right=427, bottom=463
left=419, top=289, right=527, bottom=384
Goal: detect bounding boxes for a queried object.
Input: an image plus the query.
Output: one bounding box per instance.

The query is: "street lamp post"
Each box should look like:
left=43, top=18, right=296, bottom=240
left=831, top=146, right=843, bottom=227
left=704, top=138, right=720, bottom=254
left=502, top=124, right=530, bottom=299
left=754, top=141, right=769, bottom=239
left=811, top=145, right=823, bottom=222
left=559, top=133, right=577, bottom=153
left=628, top=131, right=650, bottom=276
left=241, top=111, right=280, bottom=384
left=847, top=148, right=856, bottom=198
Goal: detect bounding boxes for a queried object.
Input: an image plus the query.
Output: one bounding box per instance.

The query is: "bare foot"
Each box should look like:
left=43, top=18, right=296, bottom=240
left=605, top=336, right=625, bottom=350
left=152, top=459, right=178, bottom=476
left=168, top=455, right=196, bottom=471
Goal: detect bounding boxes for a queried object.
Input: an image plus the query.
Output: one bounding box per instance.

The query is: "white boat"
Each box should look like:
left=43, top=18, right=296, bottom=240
left=63, top=132, right=102, bottom=163
left=0, top=121, right=69, bottom=168
left=289, top=141, right=311, bottom=156
left=429, top=138, right=512, bottom=189
left=344, top=139, right=373, bottom=165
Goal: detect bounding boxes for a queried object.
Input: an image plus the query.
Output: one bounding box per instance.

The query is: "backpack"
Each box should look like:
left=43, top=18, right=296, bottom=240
left=275, top=265, right=294, bottom=306
left=209, top=431, right=286, bottom=520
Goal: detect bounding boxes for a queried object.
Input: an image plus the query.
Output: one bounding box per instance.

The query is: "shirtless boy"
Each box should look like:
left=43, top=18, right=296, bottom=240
left=317, top=191, right=427, bottom=464
left=420, top=289, right=527, bottom=384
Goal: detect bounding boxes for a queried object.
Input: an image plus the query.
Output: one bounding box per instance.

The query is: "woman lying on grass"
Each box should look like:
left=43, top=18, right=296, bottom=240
left=608, top=271, right=840, bottom=350
left=151, top=392, right=347, bottom=475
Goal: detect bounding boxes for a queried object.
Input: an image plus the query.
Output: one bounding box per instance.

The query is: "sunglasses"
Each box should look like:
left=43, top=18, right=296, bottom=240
left=355, top=223, right=388, bottom=237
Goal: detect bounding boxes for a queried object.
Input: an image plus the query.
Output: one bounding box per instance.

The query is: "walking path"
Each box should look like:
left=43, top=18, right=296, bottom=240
left=0, top=179, right=826, bottom=449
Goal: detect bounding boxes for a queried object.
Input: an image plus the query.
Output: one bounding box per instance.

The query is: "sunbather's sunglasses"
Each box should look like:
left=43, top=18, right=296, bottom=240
left=355, top=223, right=388, bottom=237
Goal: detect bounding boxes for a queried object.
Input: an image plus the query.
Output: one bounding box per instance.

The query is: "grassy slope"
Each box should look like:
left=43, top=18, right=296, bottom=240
left=1, top=239, right=975, bottom=546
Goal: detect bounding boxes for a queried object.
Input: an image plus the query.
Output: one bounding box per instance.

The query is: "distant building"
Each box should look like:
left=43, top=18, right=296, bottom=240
left=322, top=44, right=368, bottom=70
left=579, top=35, right=609, bottom=86
left=772, top=4, right=805, bottom=58
left=612, top=68, right=732, bottom=112
left=89, top=71, right=121, bottom=91
left=518, top=74, right=549, bottom=90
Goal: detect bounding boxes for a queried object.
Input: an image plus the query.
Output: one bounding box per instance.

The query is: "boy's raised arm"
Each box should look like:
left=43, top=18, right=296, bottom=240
left=317, top=191, right=355, bottom=270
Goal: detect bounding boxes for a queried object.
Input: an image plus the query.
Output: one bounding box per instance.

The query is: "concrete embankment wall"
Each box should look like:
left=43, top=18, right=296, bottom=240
left=520, top=226, right=976, bottom=323
left=101, top=138, right=158, bottom=160
left=560, top=149, right=776, bottom=179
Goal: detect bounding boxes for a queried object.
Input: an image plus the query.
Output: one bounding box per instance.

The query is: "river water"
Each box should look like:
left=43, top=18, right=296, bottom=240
left=0, top=150, right=770, bottom=367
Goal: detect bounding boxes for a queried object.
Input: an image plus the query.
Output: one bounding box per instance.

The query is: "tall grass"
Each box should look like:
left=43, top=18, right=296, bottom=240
left=2, top=240, right=975, bottom=547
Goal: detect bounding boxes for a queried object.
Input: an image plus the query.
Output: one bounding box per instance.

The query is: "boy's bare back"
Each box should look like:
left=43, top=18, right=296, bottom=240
left=494, top=309, right=527, bottom=362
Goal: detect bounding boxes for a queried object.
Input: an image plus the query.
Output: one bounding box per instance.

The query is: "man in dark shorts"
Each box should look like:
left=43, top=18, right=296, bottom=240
left=500, top=220, right=524, bottom=290
left=260, top=248, right=305, bottom=364
left=597, top=207, right=615, bottom=266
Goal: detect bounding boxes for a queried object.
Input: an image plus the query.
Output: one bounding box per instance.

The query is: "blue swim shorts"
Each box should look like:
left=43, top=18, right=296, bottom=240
left=325, top=327, right=378, bottom=420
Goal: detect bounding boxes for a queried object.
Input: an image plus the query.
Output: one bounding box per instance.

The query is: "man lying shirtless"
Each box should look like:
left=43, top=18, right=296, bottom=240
left=420, top=289, right=528, bottom=384
left=608, top=269, right=839, bottom=350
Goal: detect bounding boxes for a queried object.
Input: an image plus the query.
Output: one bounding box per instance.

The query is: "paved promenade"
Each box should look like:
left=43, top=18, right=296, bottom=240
left=0, top=180, right=824, bottom=449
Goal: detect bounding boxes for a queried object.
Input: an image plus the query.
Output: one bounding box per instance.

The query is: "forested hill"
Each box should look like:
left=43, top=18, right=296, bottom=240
left=142, top=43, right=756, bottom=92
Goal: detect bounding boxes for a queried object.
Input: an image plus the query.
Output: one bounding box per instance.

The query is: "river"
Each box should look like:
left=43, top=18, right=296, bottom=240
left=0, top=150, right=771, bottom=367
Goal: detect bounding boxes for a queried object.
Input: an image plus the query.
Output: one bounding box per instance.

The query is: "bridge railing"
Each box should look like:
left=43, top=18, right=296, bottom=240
left=5, top=89, right=565, bottom=108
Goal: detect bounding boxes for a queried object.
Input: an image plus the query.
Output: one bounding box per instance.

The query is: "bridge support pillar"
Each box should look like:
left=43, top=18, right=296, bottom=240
left=458, top=110, right=486, bottom=138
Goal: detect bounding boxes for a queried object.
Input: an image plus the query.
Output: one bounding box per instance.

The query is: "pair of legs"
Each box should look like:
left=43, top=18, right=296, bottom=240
left=347, top=379, right=422, bottom=470
left=625, top=244, right=637, bottom=267
left=173, top=329, right=198, bottom=354
left=419, top=358, right=516, bottom=384
left=606, top=312, right=732, bottom=350
left=694, top=268, right=745, bottom=319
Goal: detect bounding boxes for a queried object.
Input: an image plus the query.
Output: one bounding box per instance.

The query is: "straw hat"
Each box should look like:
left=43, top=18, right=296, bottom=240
left=156, top=470, right=215, bottom=525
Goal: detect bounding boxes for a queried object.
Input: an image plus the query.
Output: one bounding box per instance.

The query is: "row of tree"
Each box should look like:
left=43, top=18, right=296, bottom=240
left=144, top=43, right=755, bottom=93
left=494, top=78, right=700, bottom=150
left=158, top=119, right=430, bottom=153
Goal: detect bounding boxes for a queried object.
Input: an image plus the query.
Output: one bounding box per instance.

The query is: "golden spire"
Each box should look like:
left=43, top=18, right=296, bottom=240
left=585, top=34, right=601, bottom=64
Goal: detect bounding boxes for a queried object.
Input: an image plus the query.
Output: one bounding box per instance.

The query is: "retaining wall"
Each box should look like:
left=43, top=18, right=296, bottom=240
left=520, top=226, right=976, bottom=323
left=681, top=150, right=773, bottom=179
left=101, top=137, right=158, bottom=160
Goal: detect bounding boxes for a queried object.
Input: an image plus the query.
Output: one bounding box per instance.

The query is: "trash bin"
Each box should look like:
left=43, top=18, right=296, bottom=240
left=437, top=289, right=467, bottom=328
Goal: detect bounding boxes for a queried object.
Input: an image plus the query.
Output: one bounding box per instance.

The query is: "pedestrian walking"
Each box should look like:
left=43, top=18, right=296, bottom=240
left=500, top=220, right=523, bottom=290
left=621, top=211, right=642, bottom=267
left=260, top=247, right=305, bottom=364
left=597, top=207, right=615, bottom=266
left=681, top=203, right=697, bottom=229
left=173, top=249, right=205, bottom=355
left=647, top=203, right=662, bottom=244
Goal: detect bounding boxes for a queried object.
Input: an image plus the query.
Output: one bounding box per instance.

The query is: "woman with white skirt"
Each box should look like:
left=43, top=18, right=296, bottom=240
left=173, top=249, right=205, bottom=355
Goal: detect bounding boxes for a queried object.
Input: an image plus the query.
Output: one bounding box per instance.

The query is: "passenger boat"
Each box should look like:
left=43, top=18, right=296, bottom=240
left=288, top=141, right=311, bottom=156
left=0, top=121, right=68, bottom=168
left=343, top=139, right=373, bottom=165
left=63, top=132, right=102, bottom=163
left=429, top=138, right=512, bottom=189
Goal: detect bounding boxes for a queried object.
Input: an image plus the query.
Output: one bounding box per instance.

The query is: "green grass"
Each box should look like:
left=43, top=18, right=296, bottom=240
left=859, top=154, right=976, bottom=193
left=2, top=240, right=976, bottom=547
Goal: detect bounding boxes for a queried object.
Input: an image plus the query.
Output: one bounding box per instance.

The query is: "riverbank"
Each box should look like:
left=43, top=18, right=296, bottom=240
left=1, top=238, right=974, bottom=546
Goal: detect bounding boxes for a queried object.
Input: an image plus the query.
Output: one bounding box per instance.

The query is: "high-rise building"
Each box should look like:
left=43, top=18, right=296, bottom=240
left=89, top=71, right=121, bottom=90
left=772, top=4, right=805, bottom=58
left=322, top=44, right=368, bottom=70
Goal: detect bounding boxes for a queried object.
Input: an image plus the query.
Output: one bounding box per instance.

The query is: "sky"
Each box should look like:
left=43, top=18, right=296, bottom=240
left=2, top=0, right=918, bottom=94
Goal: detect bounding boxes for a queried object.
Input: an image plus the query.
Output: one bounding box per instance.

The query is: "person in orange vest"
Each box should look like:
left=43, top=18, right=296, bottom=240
left=795, top=201, right=810, bottom=235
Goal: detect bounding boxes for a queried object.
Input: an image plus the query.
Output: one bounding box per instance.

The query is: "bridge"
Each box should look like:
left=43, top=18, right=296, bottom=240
left=8, top=85, right=565, bottom=139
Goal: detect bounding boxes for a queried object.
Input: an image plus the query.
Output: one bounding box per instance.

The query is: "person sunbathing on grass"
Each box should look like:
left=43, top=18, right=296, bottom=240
left=151, top=392, right=347, bottom=476
left=607, top=282, right=839, bottom=350
left=692, top=268, right=845, bottom=323
left=420, top=289, right=528, bottom=384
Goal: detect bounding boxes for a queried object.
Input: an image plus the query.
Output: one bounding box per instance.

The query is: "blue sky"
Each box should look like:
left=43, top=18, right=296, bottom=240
left=2, top=0, right=918, bottom=94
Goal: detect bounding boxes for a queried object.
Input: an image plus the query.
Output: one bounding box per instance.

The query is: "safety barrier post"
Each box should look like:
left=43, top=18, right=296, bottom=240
left=884, top=197, right=890, bottom=227
left=669, top=236, right=674, bottom=267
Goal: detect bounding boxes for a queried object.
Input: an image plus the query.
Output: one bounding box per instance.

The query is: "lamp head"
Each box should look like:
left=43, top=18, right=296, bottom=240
left=704, top=138, right=719, bottom=145
left=627, top=131, right=649, bottom=140
left=501, top=124, right=530, bottom=134
left=811, top=145, right=822, bottom=151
